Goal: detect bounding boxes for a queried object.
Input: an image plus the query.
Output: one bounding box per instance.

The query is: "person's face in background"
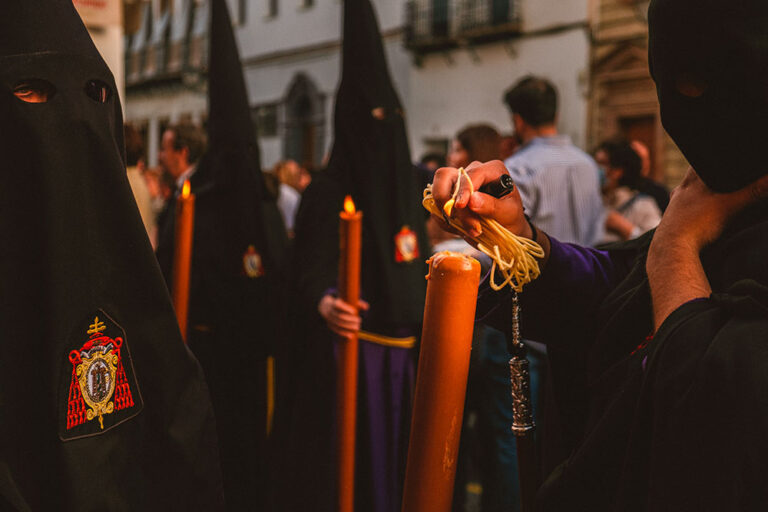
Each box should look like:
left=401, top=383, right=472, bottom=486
left=499, top=135, right=519, bottom=160
left=158, top=130, right=189, bottom=180
left=277, top=160, right=300, bottom=185
left=448, top=139, right=470, bottom=168
left=594, top=149, right=623, bottom=194
left=421, top=158, right=442, bottom=173
left=297, top=166, right=312, bottom=193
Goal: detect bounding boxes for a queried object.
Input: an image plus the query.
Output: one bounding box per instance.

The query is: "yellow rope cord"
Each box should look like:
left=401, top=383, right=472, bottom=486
left=358, top=330, right=417, bottom=349
left=266, top=356, right=275, bottom=437
left=422, top=167, right=544, bottom=292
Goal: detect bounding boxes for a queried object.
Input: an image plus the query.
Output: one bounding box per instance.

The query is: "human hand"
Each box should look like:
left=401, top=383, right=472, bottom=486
left=651, top=167, right=768, bottom=253
left=431, top=160, right=532, bottom=242
left=647, top=168, right=768, bottom=330
left=317, top=295, right=370, bottom=340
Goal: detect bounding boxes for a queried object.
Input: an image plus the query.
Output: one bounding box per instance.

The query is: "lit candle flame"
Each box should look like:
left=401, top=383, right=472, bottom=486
left=181, top=180, right=191, bottom=199
left=343, top=195, right=356, bottom=214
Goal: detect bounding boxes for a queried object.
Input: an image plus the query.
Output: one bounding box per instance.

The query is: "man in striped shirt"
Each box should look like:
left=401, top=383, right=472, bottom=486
left=501, top=76, right=606, bottom=484
left=503, top=76, right=606, bottom=247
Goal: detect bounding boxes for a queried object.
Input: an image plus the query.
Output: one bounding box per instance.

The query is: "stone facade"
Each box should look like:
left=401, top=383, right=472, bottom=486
left=587, top=0, right=688, bottom=186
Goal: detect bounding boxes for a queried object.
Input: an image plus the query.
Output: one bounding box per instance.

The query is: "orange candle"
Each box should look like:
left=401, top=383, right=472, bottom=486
left=337, top=195, right=362, bottom=512
left=172, top=179, right=195, bottom=342
left=401, top=252, right=480, bottom=512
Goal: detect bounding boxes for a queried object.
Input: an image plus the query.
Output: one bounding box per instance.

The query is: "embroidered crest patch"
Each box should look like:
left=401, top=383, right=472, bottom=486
left=243, top=245, right=265, bottom=278
left=394, top=226, right=419, bottom=263
left=60, top=311, right=143, bottom=441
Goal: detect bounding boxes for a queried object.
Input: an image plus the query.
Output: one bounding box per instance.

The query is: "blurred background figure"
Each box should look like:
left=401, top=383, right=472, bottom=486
left=503, top=76, right=605, bottom=247
left=276, top=157, right=312, bottom=194
left=499, top=133, right=520, bottom=161
left=415, top=151, right=446, bottom=192
left=430, top=123, right=500, bottom=253
left=124, top=122, right=155, bottom=241
left=155, top=121, right=207, bottom=270
left=595, top=139, right=662, bottom=243
left=631, top=139, right=670, bottom=213
left=143, top=166, right=174, bottom=248
left=448, top=124, right=501, bottom=168
left=419, top=152, right=445, bottom=173
left=271, top=159, right=303, bottom=237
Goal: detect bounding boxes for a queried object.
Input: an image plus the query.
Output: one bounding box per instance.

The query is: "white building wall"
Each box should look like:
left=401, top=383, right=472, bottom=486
left=405, top=27, right=590, bottom=157
left=522, top=0, right=587, bottom=31
left=236, top=0, right=403, bottom=57
left=126, top=0, right=592, bottom=169
left=244, top=33, right=412, bottom=169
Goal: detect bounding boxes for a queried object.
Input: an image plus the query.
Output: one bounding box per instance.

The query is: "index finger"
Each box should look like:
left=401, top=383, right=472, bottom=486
left=431, top=166, right=461, bottom=212
left=334, top=297, right=360, bottom=314
left=455, top=160, right=509, bottom=209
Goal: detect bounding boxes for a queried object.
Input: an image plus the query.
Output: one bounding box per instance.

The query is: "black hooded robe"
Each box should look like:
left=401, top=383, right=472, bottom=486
left=154, top=0, right=288, bottom=509
left=478, top=203, right=768, bottom=511
left=0, top=0, right=223, bottom=509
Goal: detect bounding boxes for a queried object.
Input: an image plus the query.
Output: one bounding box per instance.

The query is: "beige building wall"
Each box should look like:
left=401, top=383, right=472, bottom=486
left=588, top=0, right=688, bottom=187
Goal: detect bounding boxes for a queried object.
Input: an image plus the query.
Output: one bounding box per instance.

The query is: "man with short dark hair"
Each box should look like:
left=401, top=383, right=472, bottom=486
left=155, top=122, right=207, bottom=285
left=158, top=122, right=207, bottom=189
left=502, top=75, right=605, bottom=246
left=503, top=76, right=558, bottom=128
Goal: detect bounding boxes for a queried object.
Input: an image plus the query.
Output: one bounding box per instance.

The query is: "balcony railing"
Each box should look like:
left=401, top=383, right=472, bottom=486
left=125, top=0, right=208, bottom=88
left=405, top=0, right=521, bottom=53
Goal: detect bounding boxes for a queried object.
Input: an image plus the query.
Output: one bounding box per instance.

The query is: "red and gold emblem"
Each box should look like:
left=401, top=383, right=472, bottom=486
left=243, top=245, right=265, bottom=278
left=61, top=311, right=141, bottom=440
left=394, top=225, right=419, bottom=263
left=67, top=317, right=134, bottom=430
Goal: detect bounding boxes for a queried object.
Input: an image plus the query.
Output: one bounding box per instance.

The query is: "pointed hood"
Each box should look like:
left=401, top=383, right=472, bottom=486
left=0, top=0, right=223, bottom=508
left=0, top=0, right=99, bottom=58
left=194, top=0, right=287, bottom=278
left=325, top=0, right=428, bottom=326
left=208, top=0, right=257, bottom=150
left=649, top=0, right=768, bottom=192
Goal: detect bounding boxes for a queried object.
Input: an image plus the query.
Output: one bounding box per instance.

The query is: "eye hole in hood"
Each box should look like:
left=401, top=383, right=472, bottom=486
left=13, top=79, right=56, bottom=103
left=675, top=73, right=708, bottom=98
left=84, top=79, right=112, bottom=104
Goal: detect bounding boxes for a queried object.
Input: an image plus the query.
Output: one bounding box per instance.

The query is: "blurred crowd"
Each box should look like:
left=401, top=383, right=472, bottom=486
left=124, top=122, right=313, bottom=248
left=122, top=74, right=671, bottom=512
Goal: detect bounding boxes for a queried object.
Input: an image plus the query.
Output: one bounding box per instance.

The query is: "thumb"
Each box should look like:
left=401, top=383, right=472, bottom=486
left=749, top=173, right=768, bottom=202
left=727, top=172, right=768, bottom=210
left=467, top=190, right=501, bottom=219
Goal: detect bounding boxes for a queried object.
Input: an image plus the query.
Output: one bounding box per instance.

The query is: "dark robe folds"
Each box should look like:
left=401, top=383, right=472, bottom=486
left=0, top=0, right=223, bottom=509
left=479, top=203, right=768, bottom=511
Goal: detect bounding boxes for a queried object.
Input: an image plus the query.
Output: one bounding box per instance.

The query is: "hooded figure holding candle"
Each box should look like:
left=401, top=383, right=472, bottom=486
left=272, top=0, right=428, bottom=510
left=429, top=0, right=768, bottom=509
left=154, top=0, right=288, bottom=508
left=0, top=0, right=224, bottom=509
